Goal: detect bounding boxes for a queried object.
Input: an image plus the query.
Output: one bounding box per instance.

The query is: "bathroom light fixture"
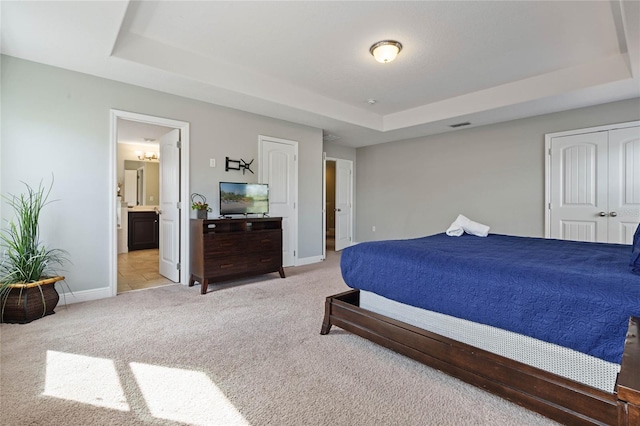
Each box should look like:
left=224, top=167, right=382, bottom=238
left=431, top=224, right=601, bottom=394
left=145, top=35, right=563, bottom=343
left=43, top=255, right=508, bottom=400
left=135, top=151, right=159, bottom=161
left=370, top=40, right=402, bottom=63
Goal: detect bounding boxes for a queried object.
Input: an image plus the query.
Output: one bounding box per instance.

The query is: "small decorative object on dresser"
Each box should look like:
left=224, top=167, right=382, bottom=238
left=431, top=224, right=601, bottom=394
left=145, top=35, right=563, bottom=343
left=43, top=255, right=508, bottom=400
left=190, top=193, right=211, bottom=219
left=189, top=217, right=285, bottom=294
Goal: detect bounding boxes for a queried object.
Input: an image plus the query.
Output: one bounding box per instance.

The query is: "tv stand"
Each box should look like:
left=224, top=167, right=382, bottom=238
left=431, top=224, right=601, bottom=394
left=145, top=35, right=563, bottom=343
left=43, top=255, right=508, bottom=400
left=189, top=217, right=285, bottom=294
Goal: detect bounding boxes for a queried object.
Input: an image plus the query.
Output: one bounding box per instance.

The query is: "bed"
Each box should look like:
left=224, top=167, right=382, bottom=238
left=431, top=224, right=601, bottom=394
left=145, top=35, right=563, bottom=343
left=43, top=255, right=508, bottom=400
left=321, top=232, right=640, bottom=425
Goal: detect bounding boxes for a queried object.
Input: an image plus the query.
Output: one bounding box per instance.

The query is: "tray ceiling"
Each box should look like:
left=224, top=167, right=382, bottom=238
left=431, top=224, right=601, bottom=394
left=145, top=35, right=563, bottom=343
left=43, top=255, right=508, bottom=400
left=2, top=1, right=638, bottom=147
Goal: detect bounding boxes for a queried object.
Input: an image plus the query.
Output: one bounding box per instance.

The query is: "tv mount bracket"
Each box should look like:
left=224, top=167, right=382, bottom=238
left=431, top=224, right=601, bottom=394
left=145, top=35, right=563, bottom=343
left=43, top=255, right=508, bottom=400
left=225, top=157, right=254, bottom=175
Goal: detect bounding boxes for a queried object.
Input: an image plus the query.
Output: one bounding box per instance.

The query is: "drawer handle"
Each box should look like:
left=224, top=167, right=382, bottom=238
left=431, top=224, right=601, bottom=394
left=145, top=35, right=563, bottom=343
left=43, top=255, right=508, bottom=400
left=260, top=258, right=272, bottom=263
left=220, top=263, right=235, bottom=269
left=261, top=239, right=271, bottom=243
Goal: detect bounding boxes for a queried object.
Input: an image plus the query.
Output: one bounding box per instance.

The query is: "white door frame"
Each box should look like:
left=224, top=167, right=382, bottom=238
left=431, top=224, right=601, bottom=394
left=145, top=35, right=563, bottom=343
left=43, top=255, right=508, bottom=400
left=544, top=120, right=640, bottom=238
left=323, top=155, right=354, bottom=256
left=109, top=109, right=190, bottom=297
left=322, top=153, right=327, bottom=260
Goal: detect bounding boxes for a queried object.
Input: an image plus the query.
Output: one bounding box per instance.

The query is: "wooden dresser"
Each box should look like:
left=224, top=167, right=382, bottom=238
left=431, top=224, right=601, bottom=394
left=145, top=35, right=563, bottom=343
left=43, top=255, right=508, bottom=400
left=189, top=217, right=285, bottom=294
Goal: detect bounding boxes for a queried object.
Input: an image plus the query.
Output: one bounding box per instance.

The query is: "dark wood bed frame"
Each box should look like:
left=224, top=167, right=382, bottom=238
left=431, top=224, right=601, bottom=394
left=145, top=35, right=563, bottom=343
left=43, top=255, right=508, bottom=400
left=321, top=290, right=640, bottom=426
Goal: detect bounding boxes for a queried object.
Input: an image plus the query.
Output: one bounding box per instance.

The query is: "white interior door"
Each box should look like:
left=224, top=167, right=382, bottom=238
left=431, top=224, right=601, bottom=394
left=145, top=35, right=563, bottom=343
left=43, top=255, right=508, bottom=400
left=608, top=126, right=640, bottom=244
left=159, top=129, right=180, bottom=282
left=549, top=131, right=608, bottom=242
left=334, top=159, right=353, bottom=251
left=260, top=137, right=297, bottom=267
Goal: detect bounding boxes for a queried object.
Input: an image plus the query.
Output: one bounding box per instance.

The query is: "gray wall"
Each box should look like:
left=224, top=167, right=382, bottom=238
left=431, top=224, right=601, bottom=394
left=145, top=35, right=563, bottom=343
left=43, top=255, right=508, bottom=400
left=323, top=141, right=356, bottom=162
left=356, top=98, right=640, bottom=242
left=1, top=55, right=323, bottom=293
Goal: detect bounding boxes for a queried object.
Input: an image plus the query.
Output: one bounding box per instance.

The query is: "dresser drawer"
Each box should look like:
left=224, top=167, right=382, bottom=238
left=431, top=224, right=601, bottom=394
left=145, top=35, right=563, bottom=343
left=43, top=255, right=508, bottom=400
left=246, top=252, right=281, bottom=273
left=245, top=230, right=282, bottom=253
left=204, top=257, right=248, bottom=277
left=203, top=233, right=246, bottom=257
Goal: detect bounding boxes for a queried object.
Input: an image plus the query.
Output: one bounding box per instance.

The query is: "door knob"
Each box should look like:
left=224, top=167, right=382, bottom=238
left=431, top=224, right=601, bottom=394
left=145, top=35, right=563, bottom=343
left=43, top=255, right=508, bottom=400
left=609, top=212, right=617, bottom=217
left=335, top=208, right=341, bottom=212
left=598, top=212, right=607, bottom=217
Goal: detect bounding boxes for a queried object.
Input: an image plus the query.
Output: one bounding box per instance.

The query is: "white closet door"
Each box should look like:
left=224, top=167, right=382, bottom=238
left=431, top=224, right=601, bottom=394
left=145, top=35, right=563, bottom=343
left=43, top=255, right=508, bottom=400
left=260, top=137, right=298, bottom=267
left=549, top=131, right=608, bottom=242
left=608, top=127, right=640, bottom=244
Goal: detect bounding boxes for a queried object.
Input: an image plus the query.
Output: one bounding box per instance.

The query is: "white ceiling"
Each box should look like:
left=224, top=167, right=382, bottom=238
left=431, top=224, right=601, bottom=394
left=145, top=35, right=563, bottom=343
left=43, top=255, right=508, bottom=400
left=2, top=1, right=639, bottom=147
left=117, top=118, right=172, bottom=146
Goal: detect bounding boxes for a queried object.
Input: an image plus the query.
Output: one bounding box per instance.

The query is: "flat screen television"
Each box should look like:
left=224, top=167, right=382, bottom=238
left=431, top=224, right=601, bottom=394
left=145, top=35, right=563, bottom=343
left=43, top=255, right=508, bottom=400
left=219, top=182, right=269, bottom=216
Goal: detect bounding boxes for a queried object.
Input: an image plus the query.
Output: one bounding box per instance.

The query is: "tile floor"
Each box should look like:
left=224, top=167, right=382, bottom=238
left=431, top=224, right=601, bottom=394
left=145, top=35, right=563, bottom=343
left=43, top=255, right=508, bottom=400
left=117, top=249, right=173, bottom=294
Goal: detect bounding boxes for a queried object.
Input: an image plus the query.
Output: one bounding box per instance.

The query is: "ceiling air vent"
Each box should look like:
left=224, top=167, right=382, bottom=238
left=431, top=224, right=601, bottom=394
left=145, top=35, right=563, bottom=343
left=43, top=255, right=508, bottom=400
left=449, top=122, right=471, bottom=128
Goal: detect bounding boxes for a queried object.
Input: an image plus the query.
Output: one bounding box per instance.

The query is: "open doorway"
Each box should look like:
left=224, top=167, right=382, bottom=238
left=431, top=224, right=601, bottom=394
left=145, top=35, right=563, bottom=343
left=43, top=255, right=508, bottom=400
left=325, top=160, right=336, bottom=252
left=116, top=120, right=173, bottom=293
left=324, top=157, right=353, bottom=257
left=110, top=110, right=190, bottom=297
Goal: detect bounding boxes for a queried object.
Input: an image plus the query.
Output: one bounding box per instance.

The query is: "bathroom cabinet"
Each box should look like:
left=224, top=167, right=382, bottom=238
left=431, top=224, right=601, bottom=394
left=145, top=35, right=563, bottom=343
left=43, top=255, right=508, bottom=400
left=128, top=211, right=159, bottom=251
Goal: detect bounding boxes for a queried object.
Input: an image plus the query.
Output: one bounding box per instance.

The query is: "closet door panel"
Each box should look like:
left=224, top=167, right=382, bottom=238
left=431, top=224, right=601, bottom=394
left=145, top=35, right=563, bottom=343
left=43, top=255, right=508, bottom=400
left=608, top=126, right=640, bottom=244
left=549, top=132, right=608, bottom=242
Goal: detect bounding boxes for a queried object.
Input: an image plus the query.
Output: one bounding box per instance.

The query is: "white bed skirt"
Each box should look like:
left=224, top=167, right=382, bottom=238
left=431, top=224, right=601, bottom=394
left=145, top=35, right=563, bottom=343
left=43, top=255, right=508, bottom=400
left=360, top=290, right=620, bottom=393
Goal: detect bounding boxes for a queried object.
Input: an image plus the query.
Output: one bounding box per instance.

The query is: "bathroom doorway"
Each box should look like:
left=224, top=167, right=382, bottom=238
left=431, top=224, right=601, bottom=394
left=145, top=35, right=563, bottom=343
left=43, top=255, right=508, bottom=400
left=111, top=110, right=190, bottom=296
left=116, top=119, right=172, bottom=293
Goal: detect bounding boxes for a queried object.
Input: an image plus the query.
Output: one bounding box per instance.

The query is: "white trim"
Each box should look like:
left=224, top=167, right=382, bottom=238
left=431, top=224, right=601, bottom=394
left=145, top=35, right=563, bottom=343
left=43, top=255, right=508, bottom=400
left=58, top=286, right=113, bottom=305
left=545, top=120, right=640, bottom=139
left=322, top=152, right=327, bottom=261
left=295, top=255, right=324, bottom=266
left=258, top=135, right=299, bottom=266
left=544, top=137, right=552, bottom=239
left=110, top=109, right=190, bottom=298
left=544, top=120, right=640, bottom=238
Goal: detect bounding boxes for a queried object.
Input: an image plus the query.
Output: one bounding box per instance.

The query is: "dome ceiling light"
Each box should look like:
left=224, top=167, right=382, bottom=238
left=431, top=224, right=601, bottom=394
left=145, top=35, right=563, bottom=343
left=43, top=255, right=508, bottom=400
left=369, top=40, right=403, bottom=63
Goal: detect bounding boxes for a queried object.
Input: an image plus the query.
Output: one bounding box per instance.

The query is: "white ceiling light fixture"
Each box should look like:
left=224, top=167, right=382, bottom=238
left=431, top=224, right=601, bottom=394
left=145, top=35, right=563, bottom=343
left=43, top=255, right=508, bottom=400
left=369, top=40, right=403, bottom=63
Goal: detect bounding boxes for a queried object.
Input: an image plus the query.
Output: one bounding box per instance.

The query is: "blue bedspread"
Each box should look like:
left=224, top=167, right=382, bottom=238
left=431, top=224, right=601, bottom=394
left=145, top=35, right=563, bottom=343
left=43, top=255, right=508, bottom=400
left=340, top=233, right=640, bottom=364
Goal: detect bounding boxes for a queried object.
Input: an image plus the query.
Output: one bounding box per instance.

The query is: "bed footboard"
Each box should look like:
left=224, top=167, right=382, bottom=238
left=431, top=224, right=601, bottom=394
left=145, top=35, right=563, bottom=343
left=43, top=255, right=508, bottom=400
left=321, top=289, right=640, bottom=426
left=618, top=317, right=640, bottom=425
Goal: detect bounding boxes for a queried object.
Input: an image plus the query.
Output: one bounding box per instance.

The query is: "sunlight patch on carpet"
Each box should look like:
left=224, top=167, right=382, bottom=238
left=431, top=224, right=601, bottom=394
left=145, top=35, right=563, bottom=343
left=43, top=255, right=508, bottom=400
left=43, top=350, right=130, bottom=411
left=130, top=362, right=250, bottom=426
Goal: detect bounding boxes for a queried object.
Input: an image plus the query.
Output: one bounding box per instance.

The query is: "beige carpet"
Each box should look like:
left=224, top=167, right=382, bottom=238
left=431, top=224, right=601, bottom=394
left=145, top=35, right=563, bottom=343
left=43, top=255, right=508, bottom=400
left=1, top=251, right=558, bottom=426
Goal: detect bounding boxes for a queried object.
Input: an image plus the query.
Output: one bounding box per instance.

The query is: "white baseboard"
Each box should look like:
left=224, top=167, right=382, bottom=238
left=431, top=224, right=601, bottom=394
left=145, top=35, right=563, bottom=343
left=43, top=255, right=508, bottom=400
left=58, top=287, right=113, bottom=305
left=295, top=255, right=324, bottom=266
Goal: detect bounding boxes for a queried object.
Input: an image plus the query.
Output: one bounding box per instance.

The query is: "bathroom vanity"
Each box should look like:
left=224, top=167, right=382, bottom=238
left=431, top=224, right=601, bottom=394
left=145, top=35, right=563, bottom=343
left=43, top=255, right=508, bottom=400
left=128, top=210, right=159, bottom=251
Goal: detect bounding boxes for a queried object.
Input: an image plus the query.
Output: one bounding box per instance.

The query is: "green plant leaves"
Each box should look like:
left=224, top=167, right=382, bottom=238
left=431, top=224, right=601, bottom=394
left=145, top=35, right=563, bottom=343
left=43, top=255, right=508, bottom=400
left=0, top=178, right=69, bottom=291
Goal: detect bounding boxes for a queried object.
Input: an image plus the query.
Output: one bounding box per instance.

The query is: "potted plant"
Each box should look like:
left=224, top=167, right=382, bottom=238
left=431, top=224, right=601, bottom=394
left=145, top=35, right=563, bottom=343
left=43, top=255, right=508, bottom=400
left=191, top=193, right=211, bottom=219
left=0, top=178, right=68, bottom=323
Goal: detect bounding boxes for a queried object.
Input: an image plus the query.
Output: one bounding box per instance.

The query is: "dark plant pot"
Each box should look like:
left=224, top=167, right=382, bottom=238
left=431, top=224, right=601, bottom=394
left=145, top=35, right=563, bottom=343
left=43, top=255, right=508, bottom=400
left=196, top=209, right=208, bottom=219
left=1, top=277, right=63, bottom=324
